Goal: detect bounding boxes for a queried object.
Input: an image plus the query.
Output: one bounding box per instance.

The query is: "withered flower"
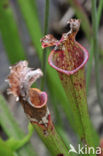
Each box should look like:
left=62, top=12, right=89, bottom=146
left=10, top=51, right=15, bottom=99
left=7, top=61, right=50, bottom=127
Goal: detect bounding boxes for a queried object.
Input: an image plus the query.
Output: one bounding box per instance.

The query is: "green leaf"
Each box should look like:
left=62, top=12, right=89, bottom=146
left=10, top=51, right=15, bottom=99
left=0, top=0, right=26, bottom=64
left=0, top=94, right=37, bottom=156
left=0, top=138, right=14, bottom=156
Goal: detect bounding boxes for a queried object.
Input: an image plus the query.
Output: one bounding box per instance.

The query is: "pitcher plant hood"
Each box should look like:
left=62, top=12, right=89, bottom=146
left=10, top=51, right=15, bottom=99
left=40, top=19, right=89, bottom=75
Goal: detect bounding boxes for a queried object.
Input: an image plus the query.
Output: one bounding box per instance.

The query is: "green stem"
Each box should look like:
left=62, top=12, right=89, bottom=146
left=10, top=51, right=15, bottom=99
left=97, top=0, right=103, bottom=28
left=72, top=69, right=99, bottom=152
left=17, top=0, right=42, bottom=59
left=55, top=126, right=72, bottom=152
left=33, top=123, right=70, bottom=156
left=86, top=40, right=93, bottom=93
left=41, top=0, right=50, bottom=90
left=5, top=124, right=34, bottom=151
left=0, top=139, right=14, bottom=156
left=86, top=0, right=103, bottom=93
left=44, top=0, right=50, bottom=35
left=0, top=95, right=37, bottom=156
left=13, top=124, right=34, bottom=151
left=49, top=87, right=63, bottom=127
left=46, top=75, right=75, bottom=131
left=0, top=0, right=26, bottom=64
left=91, top=0, right=103, bottom=114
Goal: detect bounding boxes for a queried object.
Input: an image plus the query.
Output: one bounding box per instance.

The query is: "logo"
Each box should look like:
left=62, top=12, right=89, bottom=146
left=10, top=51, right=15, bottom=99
left=68, top=144, right=101, bottom=155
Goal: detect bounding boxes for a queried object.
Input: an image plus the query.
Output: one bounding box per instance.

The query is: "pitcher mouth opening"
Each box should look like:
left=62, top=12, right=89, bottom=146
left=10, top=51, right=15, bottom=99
left=29, top=88, right=48, bottom=108
left=48, top=42, right=89, bottom=76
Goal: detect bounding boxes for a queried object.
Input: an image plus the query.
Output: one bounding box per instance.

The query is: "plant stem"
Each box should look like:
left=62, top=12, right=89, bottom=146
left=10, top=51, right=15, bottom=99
left=10, top=124, right=34, bottom=151
left=0, top=0, right=26, bottom=64
left=33, top=124, right=70, bottom=156
left=86, top=0, right=103, bottom=93
left=0, top=95, right=37, bottom=156
left=56, top=126, right=71, bottom=149
left=86, top=40, right=93, bottom=93
left=91, top=0, right=103, bottom=113
left=0, top=139, right=14, bottom=156
left=41, top=0, right=50, bottom=90
left=17, top=0, right=42, bottom=58
left=44, top=0, right=50, bottom=36
left=97, top=0, right=103, bottom=28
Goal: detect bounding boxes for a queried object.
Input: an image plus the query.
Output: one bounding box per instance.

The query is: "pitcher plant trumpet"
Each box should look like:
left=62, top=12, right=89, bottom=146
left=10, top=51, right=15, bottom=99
left=41, top=19, right=98, bottom=153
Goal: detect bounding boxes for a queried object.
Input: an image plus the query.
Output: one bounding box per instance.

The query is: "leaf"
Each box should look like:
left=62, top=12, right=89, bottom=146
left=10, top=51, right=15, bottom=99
left=0, top=0, right=26, bottom=64
left=0, top=138, right=14, bottom=156
left=0, top=94, right=37, bottom=156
